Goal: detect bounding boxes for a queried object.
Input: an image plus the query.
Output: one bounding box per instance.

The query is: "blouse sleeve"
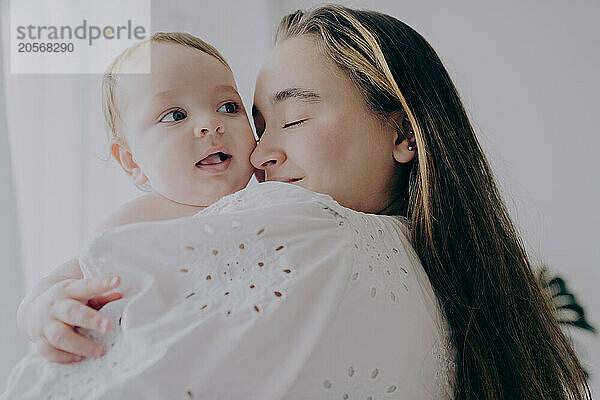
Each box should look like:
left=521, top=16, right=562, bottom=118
left=75, top=185, right=355, bottom=399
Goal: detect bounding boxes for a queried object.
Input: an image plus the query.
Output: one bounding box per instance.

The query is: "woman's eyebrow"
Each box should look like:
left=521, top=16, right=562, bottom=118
left=271, top=88, right=321, bottom=104
left=252, top=88, right=321, bottom=117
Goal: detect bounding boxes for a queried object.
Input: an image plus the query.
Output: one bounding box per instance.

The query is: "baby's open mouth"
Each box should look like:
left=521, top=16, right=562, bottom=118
left=195, top=151, right=232, bottom=173
left=196, top=152, right=231, bottom=166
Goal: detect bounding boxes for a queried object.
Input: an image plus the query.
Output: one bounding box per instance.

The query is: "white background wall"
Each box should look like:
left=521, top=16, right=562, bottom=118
left=1, top=0, right=598, bottom=395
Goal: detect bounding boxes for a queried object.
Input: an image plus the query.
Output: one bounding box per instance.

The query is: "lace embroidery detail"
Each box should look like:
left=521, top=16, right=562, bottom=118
left=343, top=213, right=411, bottom=304
left=320, top=365, right=399, bottom=399
left=321, top=211, right=455, bottom=398
left=196, top=182, right=340, bottom=218
left=32, top=302, right=153, bottom=399
left=196, top=188, right=247, bottom=217
left=28, top=217, right=308, bottom=398
left=432, top=330, right=457, bottom=399
left=175, top=222, right=294, bottom=317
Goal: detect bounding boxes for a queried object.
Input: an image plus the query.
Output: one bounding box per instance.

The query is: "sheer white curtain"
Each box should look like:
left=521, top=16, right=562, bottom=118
left=0, top=0, right=28, bottom=390
left=5, top=73, right=136, bottom=290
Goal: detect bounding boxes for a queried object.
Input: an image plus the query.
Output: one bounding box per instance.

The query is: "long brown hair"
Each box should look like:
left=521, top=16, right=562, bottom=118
left=276, top=5, right=591, bottom=399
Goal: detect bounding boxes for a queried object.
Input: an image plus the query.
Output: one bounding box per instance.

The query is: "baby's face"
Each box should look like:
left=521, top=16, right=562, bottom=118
left=117, top=42, right=256, bottom=206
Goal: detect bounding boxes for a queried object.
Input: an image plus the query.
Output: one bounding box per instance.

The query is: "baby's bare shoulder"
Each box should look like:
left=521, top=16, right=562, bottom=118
left=96, top=194, right=172, bottom=233
left=95, top=194, right=205, bottom=236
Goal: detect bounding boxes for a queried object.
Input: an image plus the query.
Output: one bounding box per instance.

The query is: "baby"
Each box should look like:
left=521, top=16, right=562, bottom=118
left=15, top=32, right=257, bottom=364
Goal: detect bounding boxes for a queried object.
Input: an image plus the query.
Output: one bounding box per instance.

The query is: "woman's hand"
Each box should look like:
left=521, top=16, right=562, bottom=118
left=22, top=276, right=122, bottom=363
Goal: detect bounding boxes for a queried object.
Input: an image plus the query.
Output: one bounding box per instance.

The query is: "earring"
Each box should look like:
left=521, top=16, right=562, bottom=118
left=408, top=145, right=414, bottom=151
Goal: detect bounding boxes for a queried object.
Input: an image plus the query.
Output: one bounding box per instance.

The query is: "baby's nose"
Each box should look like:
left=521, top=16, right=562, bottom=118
left=194, top=119, right=225, bottom=137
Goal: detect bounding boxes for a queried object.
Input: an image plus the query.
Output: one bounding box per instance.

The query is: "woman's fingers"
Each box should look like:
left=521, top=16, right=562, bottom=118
left=36, top=336, right=84, bottom=364
left=44, top=320, right=105, bottom=359
left=61, top=276, right=120, bottom=300
left=53, top=298, right=112, bottom=334
left=87, top=292, right=123, bottom=310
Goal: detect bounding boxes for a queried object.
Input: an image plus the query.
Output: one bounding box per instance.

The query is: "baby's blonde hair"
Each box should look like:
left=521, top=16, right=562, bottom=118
left=102, top=32, right=230, bottom=141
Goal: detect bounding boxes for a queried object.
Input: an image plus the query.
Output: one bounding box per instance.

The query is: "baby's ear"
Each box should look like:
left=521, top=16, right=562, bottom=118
left=109, top=138, right=148, bottom=186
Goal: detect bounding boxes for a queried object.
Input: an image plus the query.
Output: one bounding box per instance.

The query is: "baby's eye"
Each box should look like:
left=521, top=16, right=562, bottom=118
left=160, top=109, right=187, bottom=122
left=217, top=102, right=238, bottom=114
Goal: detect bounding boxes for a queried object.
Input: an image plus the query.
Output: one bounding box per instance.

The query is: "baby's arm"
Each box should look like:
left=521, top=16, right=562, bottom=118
left=17, top=193, right=204, bottom=363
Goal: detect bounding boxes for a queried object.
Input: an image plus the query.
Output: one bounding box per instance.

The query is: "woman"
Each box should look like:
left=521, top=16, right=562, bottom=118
left=250, top=6, right=590, bottom=399
left=6, top=5, right=590, bottom=400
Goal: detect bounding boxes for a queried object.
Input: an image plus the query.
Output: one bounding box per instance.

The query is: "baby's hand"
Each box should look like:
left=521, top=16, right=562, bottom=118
left=26, top=277, right=122, bottom=363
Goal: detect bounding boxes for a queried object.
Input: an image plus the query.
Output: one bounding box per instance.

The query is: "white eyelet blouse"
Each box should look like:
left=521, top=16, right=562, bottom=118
left=2, top=181, right=455, bottom=399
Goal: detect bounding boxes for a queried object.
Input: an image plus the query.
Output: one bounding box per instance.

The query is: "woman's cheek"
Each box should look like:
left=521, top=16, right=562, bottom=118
left=303, top=123, right=342, bottom=166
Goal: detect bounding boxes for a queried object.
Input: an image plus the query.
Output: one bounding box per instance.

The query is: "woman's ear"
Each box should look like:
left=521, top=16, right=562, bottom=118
left=109, top=137, right=148, bottom=186
left=390, top=111, right=417, bottom=164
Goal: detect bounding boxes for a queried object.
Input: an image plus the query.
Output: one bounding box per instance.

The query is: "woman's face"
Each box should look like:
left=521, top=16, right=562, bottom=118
left=251, top=36, right=414, bottom=213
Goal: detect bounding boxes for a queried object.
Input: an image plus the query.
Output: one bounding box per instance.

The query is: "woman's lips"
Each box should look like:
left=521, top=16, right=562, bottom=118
left=195, top=154, right=232, bottom=173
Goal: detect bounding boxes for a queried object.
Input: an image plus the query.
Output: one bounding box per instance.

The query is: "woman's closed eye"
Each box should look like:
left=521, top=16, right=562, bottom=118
left=217, top=101, right=240, bottom=114
left=283, top=119, right=308, bottom=129
left=160, top=109, right=187, bottom=123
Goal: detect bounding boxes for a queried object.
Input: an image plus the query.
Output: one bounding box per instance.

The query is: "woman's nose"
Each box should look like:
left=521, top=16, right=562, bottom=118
left=250, top=139, right=287, bottom=170
left=194, top=118, right=225, bottom=138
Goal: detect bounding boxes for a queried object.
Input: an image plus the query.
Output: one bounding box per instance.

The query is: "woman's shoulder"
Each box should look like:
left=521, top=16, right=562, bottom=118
left=196, top=181, right=417, bottom=254
left=281, top=207, right=456, bottom=398
left=341, top=209, right=451, bottom=340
